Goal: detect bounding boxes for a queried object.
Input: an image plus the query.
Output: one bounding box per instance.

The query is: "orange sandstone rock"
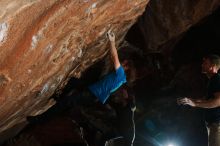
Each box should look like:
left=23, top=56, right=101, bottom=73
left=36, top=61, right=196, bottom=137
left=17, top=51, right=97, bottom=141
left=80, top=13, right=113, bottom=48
left=0, top=0, right=149, bottom=134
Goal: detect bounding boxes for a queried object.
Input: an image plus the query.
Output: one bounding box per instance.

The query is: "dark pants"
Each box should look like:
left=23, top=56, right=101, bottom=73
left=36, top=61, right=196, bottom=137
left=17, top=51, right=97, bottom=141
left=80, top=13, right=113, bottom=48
left=117, top=106, right=135, bottom=146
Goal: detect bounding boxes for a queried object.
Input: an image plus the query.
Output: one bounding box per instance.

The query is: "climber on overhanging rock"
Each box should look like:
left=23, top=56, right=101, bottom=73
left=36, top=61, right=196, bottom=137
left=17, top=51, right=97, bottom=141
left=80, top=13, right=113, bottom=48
left=26, top=30, right=136, bottom=124
left=102, top=83, right=136, bottom=146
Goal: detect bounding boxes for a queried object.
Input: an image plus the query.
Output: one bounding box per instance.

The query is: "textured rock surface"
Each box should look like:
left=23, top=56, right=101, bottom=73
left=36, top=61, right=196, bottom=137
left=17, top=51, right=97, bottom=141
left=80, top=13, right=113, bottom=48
left=137, top=0, right=220, bottom=51
left=0, top=0, right=149, bottom=134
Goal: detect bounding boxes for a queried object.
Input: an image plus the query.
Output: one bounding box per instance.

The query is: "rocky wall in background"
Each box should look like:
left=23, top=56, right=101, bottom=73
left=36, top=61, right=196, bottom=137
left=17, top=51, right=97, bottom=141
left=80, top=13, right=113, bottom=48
left=135, top=0, right=220, bottom=52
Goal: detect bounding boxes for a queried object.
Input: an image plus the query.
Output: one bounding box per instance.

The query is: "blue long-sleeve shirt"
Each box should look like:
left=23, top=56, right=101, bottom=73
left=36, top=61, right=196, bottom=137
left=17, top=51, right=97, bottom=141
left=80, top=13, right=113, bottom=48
left=88, top=66, right=127, bottom=104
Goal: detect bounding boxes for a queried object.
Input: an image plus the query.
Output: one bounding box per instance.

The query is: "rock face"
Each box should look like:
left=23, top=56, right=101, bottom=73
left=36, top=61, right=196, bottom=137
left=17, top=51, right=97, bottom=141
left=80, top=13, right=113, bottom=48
left=0, top=0, right=149, bottom=135
left=136, top=0, right=220, bottom=51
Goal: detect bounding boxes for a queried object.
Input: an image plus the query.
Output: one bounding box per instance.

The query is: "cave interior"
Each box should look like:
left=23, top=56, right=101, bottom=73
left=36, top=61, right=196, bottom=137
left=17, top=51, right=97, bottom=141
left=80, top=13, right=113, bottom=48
left=2, top=3, right=220, bottom=146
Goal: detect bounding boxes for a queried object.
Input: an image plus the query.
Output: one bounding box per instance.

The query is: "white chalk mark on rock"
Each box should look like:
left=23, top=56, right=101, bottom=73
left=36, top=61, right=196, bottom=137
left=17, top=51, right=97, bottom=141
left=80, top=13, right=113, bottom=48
left=41, top=83, right=49, bottom=95
left=30, top=24, right=46, bottom=50
left=0, top=22, right=8, bottom=43
left=31, top=35, right=41, bottom=50
left=44, top=44, right=53, bottom=54
left=77, top=48, right=82, bottom=58
left=86, top=2, right=98, bottom=17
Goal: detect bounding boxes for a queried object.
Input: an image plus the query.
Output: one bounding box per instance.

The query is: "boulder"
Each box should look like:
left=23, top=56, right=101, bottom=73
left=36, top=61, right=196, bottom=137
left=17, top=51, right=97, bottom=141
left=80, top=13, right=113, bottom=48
left=0, top=0, right=149, bottom=135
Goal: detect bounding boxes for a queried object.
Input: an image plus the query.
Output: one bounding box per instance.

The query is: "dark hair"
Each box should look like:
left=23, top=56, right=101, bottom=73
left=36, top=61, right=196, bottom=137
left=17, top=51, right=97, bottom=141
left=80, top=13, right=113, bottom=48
left=122, top=59, right=136, bottom=84
left=204, top=54, right=220, bottom=69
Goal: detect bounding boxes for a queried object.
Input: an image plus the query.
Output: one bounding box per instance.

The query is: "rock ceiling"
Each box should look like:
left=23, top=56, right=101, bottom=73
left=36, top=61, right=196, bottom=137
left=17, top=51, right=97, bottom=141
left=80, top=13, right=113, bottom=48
left=0, top=0, right=149, bottom=136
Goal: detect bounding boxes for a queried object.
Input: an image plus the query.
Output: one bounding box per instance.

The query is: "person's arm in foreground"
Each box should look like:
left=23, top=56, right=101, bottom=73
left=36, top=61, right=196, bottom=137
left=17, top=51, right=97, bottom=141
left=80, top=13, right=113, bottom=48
left=177, top=92, right=220, bottom=108
left=107, top=30, right=120, bottom=70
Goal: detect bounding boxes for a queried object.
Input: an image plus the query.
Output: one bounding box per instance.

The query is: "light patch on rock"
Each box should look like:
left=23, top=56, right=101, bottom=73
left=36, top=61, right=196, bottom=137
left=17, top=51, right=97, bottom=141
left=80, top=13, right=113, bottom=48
left=71, top=56, right=76, bottom=61
left=77, top=48, right=82, bottom=58
left=91, top=2, right=97, bottom=9
left=60, top=45, right=69, bottom=54
left=40, top=83, right=49, bottom=95
left=57, top=75, right=64, bottom=83
left=0, top=22, right=8, bottom=43
left=31, top=35, right=40, bottom=50
left=65, top=65, right=70, bottom=72
left=86, top=2, right=98, bottom=17
left=44, top=44, right=53, bottom=54
left=27, top=69, right=32, bottom=74
left=10, top=108, right=22, bottom=118
left=30, top=26, right=45, bottom=50
left=50, top=84, right=56, bottom=90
